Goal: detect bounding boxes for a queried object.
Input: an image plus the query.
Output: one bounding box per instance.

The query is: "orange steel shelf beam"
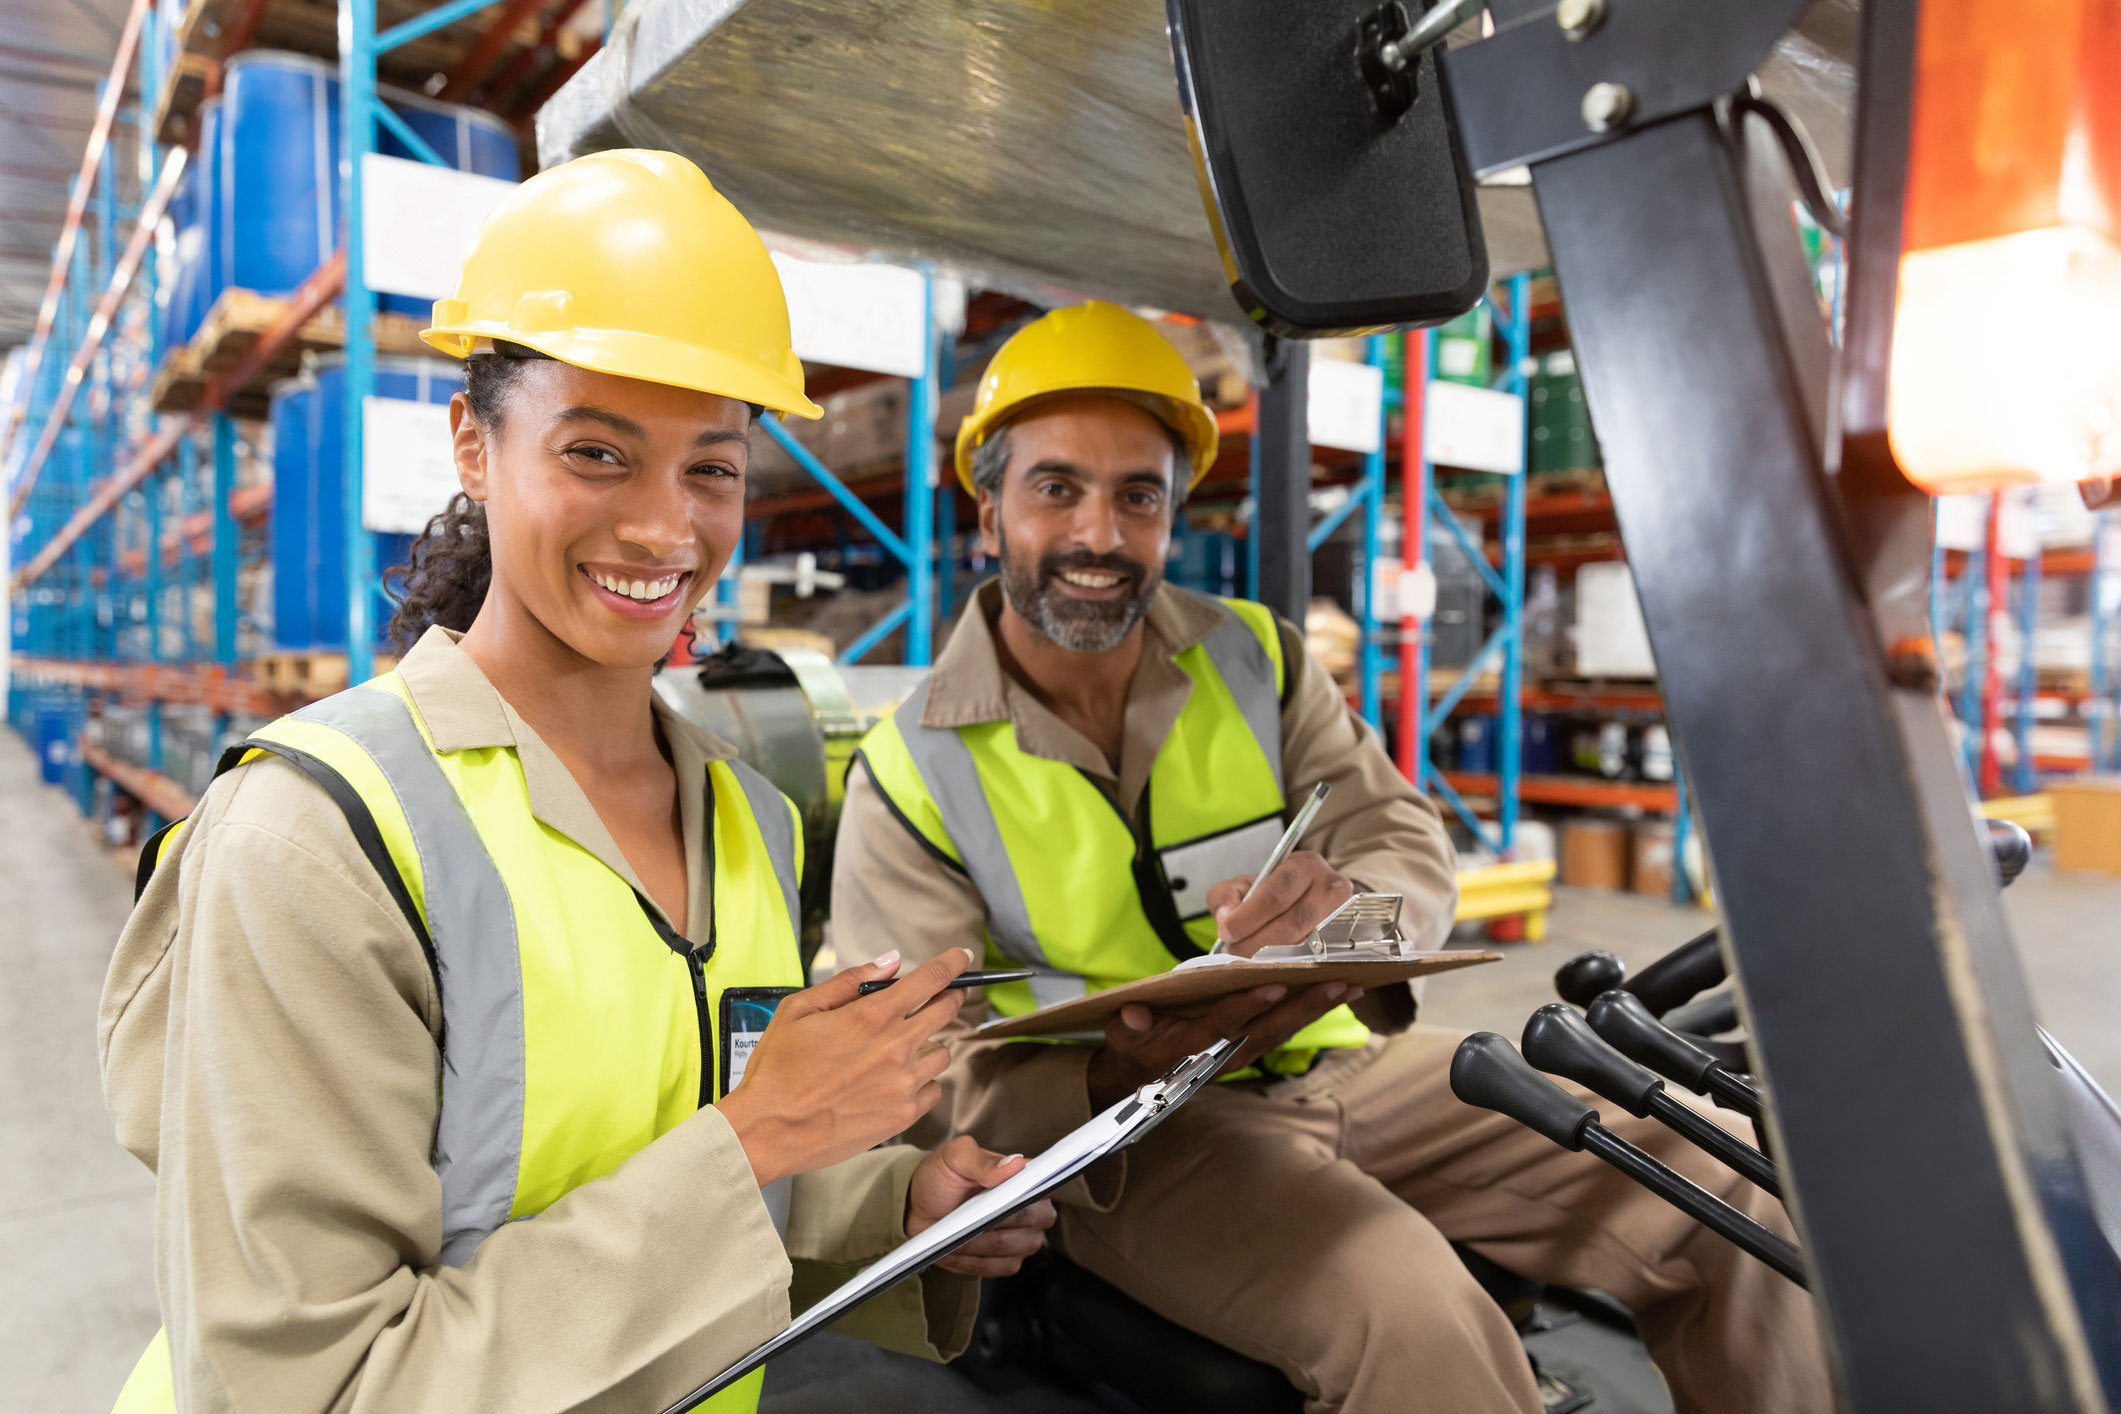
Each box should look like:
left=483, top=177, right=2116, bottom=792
left=116, top=483, right=271, bottom=577
left=8, top=148, right=189, bottom=518
left=12, top=252, right=347, bottom=593
left=15, top=656, right=299, bottom=718
left=1441, top=771, right=1678, bottom=813
left=0, top=0, right=150, bottom=469
left=81, top=741, right=198, bottom=820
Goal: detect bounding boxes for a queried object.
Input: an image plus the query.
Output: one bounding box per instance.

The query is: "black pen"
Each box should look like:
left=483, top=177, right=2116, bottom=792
left=858, top=968, right=1036, bottom=996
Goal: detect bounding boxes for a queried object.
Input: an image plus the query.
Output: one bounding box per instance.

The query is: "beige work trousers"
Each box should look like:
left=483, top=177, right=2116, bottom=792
left=1054, top=1026, right=1835, bottom=1414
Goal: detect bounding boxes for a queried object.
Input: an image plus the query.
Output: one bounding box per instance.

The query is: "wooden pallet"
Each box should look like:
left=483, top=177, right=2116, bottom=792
left=152, top=51, right=218, bottom=147
left=149, top=289, right=433, bottom=418
left=251, top=651, right=401, bottom=700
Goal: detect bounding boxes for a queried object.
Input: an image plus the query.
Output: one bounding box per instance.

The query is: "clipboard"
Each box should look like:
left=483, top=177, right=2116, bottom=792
left=659, top=1038, right=1242, bottom=1413
left=974, top=893, right=1502, bottom=1041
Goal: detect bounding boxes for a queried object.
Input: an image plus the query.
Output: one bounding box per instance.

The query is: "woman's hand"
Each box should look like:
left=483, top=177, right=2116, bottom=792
left=905, top=1136, right=1057, bottom=1277
left=716, top=948, right=973, bottom=1187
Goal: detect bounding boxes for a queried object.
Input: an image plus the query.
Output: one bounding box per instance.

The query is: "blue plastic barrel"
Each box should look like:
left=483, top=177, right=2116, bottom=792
left=269, top=355, right=463, bottom=650
left=218, top=51, right=340, bottom=300
left=1458, top=714, right=1495, bottom=775
left=34, top=698, right=73, bottom=785
left=375, top=87, right=521, bottom=316
left=164, top=96, right=218, bottom=347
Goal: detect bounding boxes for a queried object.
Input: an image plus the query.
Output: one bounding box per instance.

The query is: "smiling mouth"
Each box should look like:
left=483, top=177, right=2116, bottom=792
left=582, top=566, right=691, bottom=609
left=1054, top=569, right=1129, bottom=591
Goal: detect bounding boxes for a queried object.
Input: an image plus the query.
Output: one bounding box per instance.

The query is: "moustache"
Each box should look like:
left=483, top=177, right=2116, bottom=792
left=1036, top=551, right=1148, bottom=589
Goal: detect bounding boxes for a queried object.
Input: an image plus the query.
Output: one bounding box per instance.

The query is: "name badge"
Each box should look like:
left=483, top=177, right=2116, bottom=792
left=720, top=987, right=801, bottom=1098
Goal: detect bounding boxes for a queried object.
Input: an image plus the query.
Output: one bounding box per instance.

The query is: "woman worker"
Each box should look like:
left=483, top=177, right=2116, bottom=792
left=100, top=149, right=1053, bottom=1412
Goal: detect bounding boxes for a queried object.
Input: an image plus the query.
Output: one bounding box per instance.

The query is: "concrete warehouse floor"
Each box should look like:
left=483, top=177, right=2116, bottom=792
left=5, top=724, right=2119, bottom=1410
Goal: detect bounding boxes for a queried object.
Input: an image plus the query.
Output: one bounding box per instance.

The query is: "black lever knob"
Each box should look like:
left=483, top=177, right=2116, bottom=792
left=1522, top=1003, right=1664, bottom=1117
left=1450, top=1033, right=1599, bottom=1151
left=1626, top=928, right=1727, bottom=1017
left=1986, top=818, right=2032, bottom=889
left=1665, top=989, right=1740, bottom=1039
left=1554, top=950, right=1626, bottom=1007
left=1589, top=989, right=1721, bottom=1092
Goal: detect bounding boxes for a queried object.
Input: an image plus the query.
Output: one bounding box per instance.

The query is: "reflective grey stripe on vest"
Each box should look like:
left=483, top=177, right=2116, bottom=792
left=723, top=757, right=802, bottom=939
left=1198, top=603, right=1286, bottom=792
left=290, top=687, right=524, bottom=1268
left=892, top=681, right=1085, bottom=1009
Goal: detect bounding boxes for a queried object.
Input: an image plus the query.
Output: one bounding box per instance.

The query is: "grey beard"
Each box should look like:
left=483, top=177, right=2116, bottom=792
left=997, top=533, right=1157, bottom=654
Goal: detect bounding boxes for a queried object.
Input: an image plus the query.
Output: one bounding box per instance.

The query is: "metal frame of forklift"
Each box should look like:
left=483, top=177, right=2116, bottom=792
left=1228, top=0, right=2121, bottom=1405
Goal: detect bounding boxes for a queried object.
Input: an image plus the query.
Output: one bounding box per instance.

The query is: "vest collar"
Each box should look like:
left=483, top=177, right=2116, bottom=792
left=394, top=626, right=738, bottom=937
left=919, top=580, right=1233, bottom=803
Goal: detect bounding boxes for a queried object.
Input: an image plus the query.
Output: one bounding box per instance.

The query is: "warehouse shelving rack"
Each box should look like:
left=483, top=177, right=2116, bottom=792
left=1402, top=273, right=1532, bottom=855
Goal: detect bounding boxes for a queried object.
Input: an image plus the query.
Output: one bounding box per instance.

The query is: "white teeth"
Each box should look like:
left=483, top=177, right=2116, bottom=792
left=1060, top=570, right=1122, bottom=589
left=590, top=571, right=681, bottom=601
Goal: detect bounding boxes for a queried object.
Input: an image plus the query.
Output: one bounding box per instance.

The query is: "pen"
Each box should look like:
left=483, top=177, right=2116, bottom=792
left=1210, top=781, right=1332, bottom=954
left=858, top=968, right=1037, bottom=996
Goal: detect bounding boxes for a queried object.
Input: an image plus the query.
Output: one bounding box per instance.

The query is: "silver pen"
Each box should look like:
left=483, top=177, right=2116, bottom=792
left=1210, top=781, right=1332, bottom=954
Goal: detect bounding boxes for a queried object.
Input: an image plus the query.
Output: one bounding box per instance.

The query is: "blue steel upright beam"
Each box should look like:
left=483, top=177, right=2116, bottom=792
left=212, top=415, right=238, bottom=662
left=342, top=0, right=381, bottom=685
left=902, top=276, right=937, bottom=665
left=2014, top=536, right=2041, bottom=795
left=1357, top=336, right=1386, bottom=727
left=1494, top=273, right=1531, bottom=853
left=2093, top=514, right=2116, bottom=771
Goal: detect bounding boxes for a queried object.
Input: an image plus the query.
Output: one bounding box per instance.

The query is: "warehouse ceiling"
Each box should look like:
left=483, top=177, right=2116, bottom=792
left=0, top=0, right=132, bottom=351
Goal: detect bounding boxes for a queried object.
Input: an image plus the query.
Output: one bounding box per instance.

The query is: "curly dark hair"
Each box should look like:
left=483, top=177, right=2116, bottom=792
left=382, top=346, right=537, bottom=648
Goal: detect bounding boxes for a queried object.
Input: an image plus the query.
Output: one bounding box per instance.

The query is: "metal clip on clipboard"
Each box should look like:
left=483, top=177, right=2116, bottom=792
left=1248, top=892, right=1413, bottom=963
left=660, top=1038, right=1242, bottom=1413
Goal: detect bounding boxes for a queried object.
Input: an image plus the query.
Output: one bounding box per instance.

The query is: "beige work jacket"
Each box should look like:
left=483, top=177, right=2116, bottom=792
left=99, top=628, right=976, bottom=1413
left=831, top=581, right=1461, bottom=1199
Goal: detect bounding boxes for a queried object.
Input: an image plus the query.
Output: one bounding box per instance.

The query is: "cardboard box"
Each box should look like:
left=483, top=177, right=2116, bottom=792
left=2051, top=776, right=2121, bottom=876
left=1631, top=820, right=1675, bottom=898
left=1560, top=818, right=1630, bottom=891
left=1574, top=561, right=1656, bottom=679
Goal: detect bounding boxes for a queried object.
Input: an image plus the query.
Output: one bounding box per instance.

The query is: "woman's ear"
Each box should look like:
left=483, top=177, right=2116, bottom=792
left=450, top=392, right=490, bottom=503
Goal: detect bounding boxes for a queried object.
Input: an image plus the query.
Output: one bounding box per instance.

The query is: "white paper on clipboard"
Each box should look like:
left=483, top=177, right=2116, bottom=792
left=658, top=1039, right=1241, bottom=1413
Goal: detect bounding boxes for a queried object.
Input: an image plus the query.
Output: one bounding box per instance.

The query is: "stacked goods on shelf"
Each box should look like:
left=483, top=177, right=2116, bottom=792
left=372, top=86, right=522, bottom=315
left=270, top=355, right=463, bottom=651
left=1529, top=350, right=1599, bottom=479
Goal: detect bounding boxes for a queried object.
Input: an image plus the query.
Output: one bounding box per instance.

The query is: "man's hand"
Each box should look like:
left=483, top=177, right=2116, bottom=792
left=1206, top=850, right=1357, bottom=958
left=906, top=1136, right=1058, bottom=1277
left=1084, top=978, right=1356, bottom=1109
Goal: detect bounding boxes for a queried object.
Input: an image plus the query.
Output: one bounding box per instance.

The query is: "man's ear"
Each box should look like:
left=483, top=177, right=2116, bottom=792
left=977, top=487, right=1001, bottom=557
left=449, top=392, right=489, bottom=503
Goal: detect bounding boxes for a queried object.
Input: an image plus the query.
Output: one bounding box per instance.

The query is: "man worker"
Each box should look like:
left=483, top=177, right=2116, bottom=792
left=831, top=301, right=1831, bottom=1413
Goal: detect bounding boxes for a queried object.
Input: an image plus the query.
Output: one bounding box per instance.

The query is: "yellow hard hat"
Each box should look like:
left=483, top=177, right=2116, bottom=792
left=423, top=149, right=820, bottom=419
left=954, top=301, right=1219, bottom=493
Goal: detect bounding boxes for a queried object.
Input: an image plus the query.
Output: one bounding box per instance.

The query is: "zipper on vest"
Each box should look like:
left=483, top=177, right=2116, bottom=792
left=631, top=887, right=717, bottom=1108
left=686, top=947, right=713, bottom=1107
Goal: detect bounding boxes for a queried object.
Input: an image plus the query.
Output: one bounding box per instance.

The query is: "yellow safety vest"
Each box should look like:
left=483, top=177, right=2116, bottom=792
left=858, top=592, right=1369, bottom=1075
left=113, top=672, right=802, bottom=1413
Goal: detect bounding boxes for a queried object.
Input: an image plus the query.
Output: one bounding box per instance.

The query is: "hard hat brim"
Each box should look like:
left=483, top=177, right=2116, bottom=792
left=953, top=386, right=1219, bottom=495
left=422, top=321, right=824, bottom=421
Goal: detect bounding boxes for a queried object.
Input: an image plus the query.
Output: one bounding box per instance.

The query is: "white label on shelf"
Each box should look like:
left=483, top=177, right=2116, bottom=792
left=1307, top=356, right=1386, bottom=454
left=361, top=154, right=519, bottom=303
left=771, top=253, right=929, bottom=378
left=362, top=396, right=460, bottom=535
left=1376, top=560, right=1436, bottom=622
left=1424, top=380, right=1525, bottom=475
